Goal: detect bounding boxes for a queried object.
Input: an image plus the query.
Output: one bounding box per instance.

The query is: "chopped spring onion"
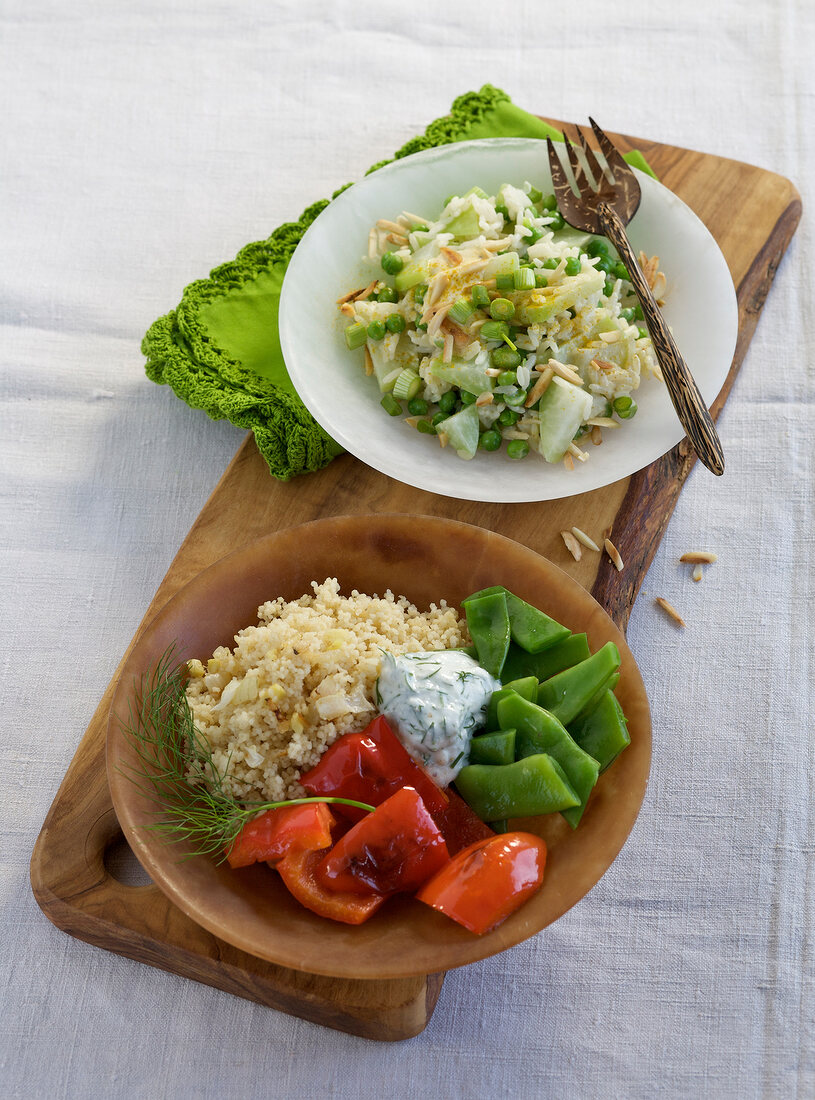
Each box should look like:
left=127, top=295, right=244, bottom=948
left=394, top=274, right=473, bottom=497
left=392, top=368, right=422, bottom=401
left=380, top=393, right=402, bottom=416
left=448, top=298, right=476, bottom=325
left=614, top=396, right=638, bottom=419
left=527, top=186, right=543, bottom=203
left=495, top=273, right=515, bottom=290
left=513, top=267, right=535, bottom=291
left=480, top=320, right=510, bottom=342
left=344, top=323, right=367, bottom=350
left=489, top=298, right=515, bottom=321
left=416, top=419, right=436, bottom=434
left=470, top=284, right=491, bottom=309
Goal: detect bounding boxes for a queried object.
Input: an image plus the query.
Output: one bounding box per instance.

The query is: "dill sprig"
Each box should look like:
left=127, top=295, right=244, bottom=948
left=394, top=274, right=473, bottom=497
left=117, top=645, right=373, bottom=863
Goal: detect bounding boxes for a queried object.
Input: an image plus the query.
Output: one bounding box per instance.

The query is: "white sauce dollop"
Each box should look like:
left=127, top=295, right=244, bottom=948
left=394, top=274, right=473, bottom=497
left=376, top=650, right=500, bottom=787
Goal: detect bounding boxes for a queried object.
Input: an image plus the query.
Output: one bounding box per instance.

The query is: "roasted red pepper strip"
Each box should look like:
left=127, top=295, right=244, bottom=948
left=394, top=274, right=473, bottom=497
left=318, top=787, right=450, bottom=896
left=300, top=715, right=448, bottom=821
left=417, top=832, right=547, bottom=935
left=428, top=788, right=496, bottom=856
left=226, top=802, right=334, bottom=869
left=276, top=846, right=386, bottom=925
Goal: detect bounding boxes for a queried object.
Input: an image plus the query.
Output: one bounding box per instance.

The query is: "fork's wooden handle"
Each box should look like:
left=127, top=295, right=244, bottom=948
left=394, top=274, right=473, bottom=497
left=599, top=204, right=725, bottom=476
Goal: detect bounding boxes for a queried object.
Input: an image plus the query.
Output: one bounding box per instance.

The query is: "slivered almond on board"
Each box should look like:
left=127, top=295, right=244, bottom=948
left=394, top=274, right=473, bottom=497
left=655, top=597, right=686, bottom=627
left=604, top=538, right=624, bottom=571
left=680, top=551, right=718, bottom=564
left=571, top=527, right=600, bottom=552
left=692, top=564, right=704, bottom=582
left=561, top=530, right=582, bottom=561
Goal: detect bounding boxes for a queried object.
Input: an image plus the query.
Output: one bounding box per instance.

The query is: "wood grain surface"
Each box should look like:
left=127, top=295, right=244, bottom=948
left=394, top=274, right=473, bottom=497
left=30, top=120, right=801, bottom=1041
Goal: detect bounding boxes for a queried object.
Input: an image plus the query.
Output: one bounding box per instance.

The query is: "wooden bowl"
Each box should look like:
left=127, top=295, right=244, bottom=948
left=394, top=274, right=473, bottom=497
left=107, top=514, right=651, bottom=980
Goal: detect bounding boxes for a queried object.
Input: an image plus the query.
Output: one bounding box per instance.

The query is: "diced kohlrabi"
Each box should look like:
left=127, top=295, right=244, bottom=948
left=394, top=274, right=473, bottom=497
left=534, top=376, right=593, bottom=463
left=508, top=269, right=604, bottom=324
left=482, top=251, right=520, bottom=281
left=437, top=402, right=480, bottom=460
left=394, top=240, right=443, bottom=292
left=368, top=339, right=419, bottom=393
left=427, top=355, right=494, bottom=397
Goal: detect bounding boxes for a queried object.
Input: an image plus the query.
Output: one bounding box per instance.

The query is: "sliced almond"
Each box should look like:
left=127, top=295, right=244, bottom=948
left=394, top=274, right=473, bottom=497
left=377, top=218, right=408, bottom=235
left=590, top=357, right=616, bottom=373
left=525, top=367, right=554, bottom=407
left=340, top=302, right=356, bottom=318
left=548, top=359, right=584, bottom=386
left=598, top=330, right=622, bottom=344
left=363, top=346, right=374, bottom=377
left=655, top=597, right=686, bottom=627
left=692, top=564, right=704, bottom=582
left=679, top=551, right=718, bottom=564
left=442, top=332, right=454, bottom=363
left=475, top=392, right=494, bottom=407
left=440, top=246, right=463, bottom=266
left=571, top=527, right=600, bottom=552
left=563, top=453, right=575, bottom=472
left=386, top=232, right=409, bottom=246
left=438, top=431, right=449, bottom=449
left=604, top=537, right=624, bottom=572
left=561, top=530, right=582, bottom=561
left=336, top=286, right=364, bottom=305
left=567, top=441, right=588, bottom=463
left=591, top=425, right=603, bottom=446
left=352, top=280, right=378, bottom=301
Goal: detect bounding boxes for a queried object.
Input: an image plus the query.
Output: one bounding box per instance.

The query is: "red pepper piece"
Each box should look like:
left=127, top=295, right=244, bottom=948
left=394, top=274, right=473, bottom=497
left=276, top=846, right=386, bottom=925
left=417, top=832, right=547, bottom=935
left=226, top=802, right=334, bottom=869
left=300, top=715, right=448, bottom=821
left=428, top=788, right=496, bottom=856
left=318, top=786, right=450, bottom=896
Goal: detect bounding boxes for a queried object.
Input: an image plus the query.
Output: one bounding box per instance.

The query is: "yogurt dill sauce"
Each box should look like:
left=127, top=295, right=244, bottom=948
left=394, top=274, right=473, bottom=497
left=376, top=650, right=500, bottom=786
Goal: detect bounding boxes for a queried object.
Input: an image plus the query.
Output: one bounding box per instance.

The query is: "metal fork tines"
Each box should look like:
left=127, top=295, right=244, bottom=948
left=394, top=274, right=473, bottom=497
left=545, top=120, right=724, bottom=476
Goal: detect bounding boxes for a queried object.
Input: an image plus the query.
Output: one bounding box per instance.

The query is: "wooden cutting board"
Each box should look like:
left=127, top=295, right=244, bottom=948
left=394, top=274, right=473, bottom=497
left=30, top=121, right=801, bottom=1042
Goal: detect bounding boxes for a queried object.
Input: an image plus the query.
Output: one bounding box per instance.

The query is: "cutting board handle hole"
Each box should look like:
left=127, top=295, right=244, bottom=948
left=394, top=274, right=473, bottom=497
left=104, top=832, right=153, bottom=887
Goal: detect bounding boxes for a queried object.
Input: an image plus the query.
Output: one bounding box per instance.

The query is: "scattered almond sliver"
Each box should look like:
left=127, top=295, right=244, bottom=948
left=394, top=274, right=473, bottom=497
left=352, top=280, right=378, bottom=302
left=377, top=218, right=408, bottom=235
left=475, top=392, right=494, bottom=407
left=525, top=367, right=554, bottom=407
left=571, top=527, right=600, bottom=552
left=548, top=359, right=584, bottom=386
left=363, top=346, right=374, bottom=377
left=561, top=530, right=582, bottom=561
left=440, top=246, right=463, bottom=266
left=567, top=441, right=588, bottom=463
left=591, top=426, right=603, bottom=446
left=680, top=551, right=718, bottom=564
left=692, top=564, right=704, bottom=582
left=655, top=597, right=686, bottom=627
left=586, top=416, right=619, bottom=429
left=336, top=286, right=364, bottom=305
left=604, top=537, right=624, bottom=571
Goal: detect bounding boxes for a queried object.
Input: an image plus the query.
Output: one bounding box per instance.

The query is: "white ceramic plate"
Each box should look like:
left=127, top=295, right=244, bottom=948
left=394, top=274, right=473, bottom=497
left=279, top=138, right=737, bottom=503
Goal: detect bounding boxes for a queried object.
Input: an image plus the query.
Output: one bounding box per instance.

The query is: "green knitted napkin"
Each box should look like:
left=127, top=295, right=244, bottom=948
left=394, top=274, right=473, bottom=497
left=143, top=86, right=655, bottom=480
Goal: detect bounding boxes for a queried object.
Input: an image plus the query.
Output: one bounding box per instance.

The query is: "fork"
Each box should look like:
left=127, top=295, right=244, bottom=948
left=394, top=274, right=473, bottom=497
left=546, top=120, right=725, bottom=476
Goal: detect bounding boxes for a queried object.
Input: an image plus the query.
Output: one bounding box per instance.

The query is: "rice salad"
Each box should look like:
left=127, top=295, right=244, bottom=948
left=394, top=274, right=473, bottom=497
left=338, top=183, right=665, bottom=467
left=184, top=579, right=468, bottom=806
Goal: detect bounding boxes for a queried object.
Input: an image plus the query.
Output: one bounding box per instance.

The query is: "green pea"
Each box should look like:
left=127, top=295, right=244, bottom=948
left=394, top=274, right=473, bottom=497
left=460, top=390, right=477, bottom=406
left=496, top=369, right=518, bottom=386
left=540, top=193, right=557, bottom=211
left=407, top=397, right=428, bottom=416
left=527, top=186, right=543, bottom=203
left=507, top=439, right=530, bottom=460
left=438, top=390, right=457, bottom=415
left=524, top=223, right=543, bottom=244
left=381, top=251, right=404, bottom=276
left=415, top=322, right=428, bottom=332
left=564, top=257, right=581, bottom=277
left=414, top=284, right=428, bottom=305
left=498, top=408, right=520, bottom=427
left=495, top=203, right=510, bottom=221
left=596, top=255, right=615, bottom=274
left=385, top=313, right=406, bottom=334
left=638, top=327, right=648, bottom=339
left=547, top=211, right=565, bottom=230
left=367, top=321, right=386, bottom=341
left=479, top=429, right=502, bottom=452
left=633, top=303, right=644, bottom=320
left=535, top=271, right=548, bottom=288
left=504, top=390, right=527, bottom=407
left=620, top=307, right=636, bottom=323
left=490, top=298, right=515, bottom=321
left=604, top=278, right=616, bottom=298
left=492, top=347, right=522, bottom=370
left=542, top=257, right=559, bottom=270
left=613, top=395, right=638, bottom=419
left=431, top=411, right=447, bottom=427
left=416, top=419, right=436, bottom=434
left=377, top=286, right=398, bottom=303
left=586, top=239, right=609, bottom=258
left=613, top=262, right=629, bottom=281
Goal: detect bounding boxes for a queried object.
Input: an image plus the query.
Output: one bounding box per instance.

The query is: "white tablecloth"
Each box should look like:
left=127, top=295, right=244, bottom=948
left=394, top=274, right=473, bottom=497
left=2, top=2, right=813, bottom=1097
